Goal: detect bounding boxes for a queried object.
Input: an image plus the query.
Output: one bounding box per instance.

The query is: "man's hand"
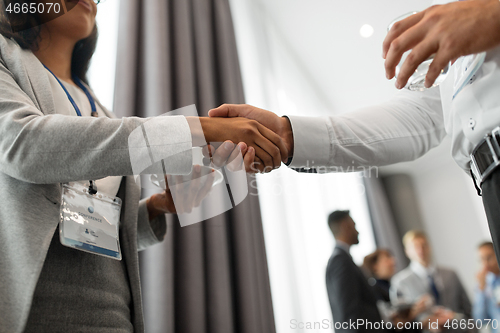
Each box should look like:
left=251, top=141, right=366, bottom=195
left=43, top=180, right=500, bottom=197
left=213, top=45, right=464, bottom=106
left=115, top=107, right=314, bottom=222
left=477, top=267, right=488, bottom=291
left=383, top=0, right=500, bottom=89
left=208, top=104, right=294, bottom=173
left=409, top=294, right=432, bottom=320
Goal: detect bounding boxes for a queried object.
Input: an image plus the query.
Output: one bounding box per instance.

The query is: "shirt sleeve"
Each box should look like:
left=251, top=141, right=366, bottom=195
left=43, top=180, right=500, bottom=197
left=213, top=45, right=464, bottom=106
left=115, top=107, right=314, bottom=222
left=287, top=87, right=446, bottom=171
left=473, top=287, right=490, bottom=321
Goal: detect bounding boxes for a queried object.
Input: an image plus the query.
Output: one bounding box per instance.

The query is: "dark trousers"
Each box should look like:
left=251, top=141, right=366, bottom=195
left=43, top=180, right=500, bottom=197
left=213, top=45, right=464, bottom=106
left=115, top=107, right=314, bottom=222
left=482, top=168, right=500, bottom=263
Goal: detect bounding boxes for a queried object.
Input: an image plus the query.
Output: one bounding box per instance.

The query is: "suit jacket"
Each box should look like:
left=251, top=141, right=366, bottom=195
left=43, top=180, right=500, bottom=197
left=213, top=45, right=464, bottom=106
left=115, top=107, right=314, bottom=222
left=0, top=34, right=193, bottom=332
left=390, top=264, right=474, bottom=332
left=326, top=246, right=383, bottom=332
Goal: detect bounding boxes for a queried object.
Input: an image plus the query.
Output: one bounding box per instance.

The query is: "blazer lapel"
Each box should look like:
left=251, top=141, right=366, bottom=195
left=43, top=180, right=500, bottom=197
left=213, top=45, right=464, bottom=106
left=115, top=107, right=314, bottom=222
left=20, top=48, right=57, bottom=115
left=2, top=35, right=57, bottom=115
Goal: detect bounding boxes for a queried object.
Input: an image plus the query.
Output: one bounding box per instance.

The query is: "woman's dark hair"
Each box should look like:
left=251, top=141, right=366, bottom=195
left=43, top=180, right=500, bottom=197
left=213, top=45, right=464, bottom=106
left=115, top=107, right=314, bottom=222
left=0, top=0, right=98, bottom=85
left=363, top=248, right=393, bottom=277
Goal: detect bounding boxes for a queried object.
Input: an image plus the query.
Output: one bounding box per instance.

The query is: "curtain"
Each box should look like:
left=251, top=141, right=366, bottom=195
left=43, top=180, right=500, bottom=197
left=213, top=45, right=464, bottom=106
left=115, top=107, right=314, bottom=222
left=363, top=176, right=408, bottom=271
left=113, top=0, right=276, bottom=332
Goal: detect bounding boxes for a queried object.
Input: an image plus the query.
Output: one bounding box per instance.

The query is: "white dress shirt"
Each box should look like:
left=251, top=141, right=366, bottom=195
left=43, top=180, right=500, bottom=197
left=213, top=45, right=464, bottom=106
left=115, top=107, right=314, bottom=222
left=409, top=261, right=443, bottom=293
left=335, top=240, right=351, bottom=255
left=287, top=0, right=500, bottom=173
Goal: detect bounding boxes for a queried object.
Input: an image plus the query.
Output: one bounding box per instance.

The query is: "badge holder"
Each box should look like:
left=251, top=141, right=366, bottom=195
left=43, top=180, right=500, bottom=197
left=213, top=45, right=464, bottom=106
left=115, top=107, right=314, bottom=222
left=59, top=181, right=123, bottom=260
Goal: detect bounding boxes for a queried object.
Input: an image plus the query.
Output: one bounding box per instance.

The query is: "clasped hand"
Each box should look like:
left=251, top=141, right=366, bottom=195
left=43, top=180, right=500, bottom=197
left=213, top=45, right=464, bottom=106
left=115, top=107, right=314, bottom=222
left=188, top=107, right=293, bottom=173
left=147, top=107, right=293, bottom=217
left=206, top=104, right=294, bottom=173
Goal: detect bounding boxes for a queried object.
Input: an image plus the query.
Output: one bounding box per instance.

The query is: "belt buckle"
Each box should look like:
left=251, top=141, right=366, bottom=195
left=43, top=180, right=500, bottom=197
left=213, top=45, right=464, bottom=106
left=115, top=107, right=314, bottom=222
left=471, top=126, right=500, bottom=184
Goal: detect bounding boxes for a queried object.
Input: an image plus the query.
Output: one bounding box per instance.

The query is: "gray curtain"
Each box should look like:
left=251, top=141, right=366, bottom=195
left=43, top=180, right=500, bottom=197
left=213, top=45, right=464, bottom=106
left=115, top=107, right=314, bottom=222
left=363, top=176, right=408, bottom=271
left=113, top=0, right=276, bottom=332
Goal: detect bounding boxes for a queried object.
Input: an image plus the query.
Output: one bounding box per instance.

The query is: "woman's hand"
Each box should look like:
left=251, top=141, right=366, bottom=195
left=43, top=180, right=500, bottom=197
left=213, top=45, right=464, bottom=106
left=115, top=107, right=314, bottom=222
left=147, top=165, right=215, bottom=216
left=202, top=141, right=256, bottom=173
left=187, top=116, right=288, bottom=173
left=146, top=141, right=250, bottom=219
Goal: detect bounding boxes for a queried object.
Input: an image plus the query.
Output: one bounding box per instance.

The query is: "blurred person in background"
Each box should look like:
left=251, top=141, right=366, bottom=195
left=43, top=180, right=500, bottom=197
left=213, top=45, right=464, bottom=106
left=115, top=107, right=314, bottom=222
left=326, top=210, right=387, bottom=333
left=363, top=249, right=425, bottom=332
left=473, top=241, right=500, bottom=331
left=391, top=231, right=474, bottom=333
left=364, top=249, right=397, bottom=303
left=363, top=249, right=428, bottom=332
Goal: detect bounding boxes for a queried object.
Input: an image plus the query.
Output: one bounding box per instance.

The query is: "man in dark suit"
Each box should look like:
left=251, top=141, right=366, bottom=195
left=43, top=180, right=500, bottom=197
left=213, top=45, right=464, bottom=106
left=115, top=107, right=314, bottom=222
left=326, top=210, right=384, bottom=332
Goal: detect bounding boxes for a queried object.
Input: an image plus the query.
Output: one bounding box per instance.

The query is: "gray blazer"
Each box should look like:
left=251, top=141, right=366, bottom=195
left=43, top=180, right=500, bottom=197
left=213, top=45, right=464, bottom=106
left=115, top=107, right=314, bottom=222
left=0, top=34, right=192, bottom=332
left=390, top=264, right=474, bottom=332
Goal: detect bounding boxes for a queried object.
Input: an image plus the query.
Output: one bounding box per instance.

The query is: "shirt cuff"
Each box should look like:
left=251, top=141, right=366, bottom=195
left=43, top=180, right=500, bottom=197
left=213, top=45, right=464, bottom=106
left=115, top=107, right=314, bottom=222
left=129, top=115, right=193, bottom=176
left=137, top=198, right=167, bottom=251
left=287, top=115, right=331, bottom=169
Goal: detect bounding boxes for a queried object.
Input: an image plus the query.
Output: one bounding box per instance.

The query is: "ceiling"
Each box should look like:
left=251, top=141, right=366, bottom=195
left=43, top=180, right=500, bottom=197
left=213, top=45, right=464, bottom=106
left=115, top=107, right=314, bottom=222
left=253, top=0, right=434, bottom=114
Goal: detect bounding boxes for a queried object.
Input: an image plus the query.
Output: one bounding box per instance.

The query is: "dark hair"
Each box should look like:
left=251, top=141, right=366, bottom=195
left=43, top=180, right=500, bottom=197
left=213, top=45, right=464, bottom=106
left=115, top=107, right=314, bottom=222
left=0, top=0, right=98, bottom=85
left=327, top=210, right=350, bottom=237
left=478, top=241, right=494, bottom=250
left=363, top=249, right=392, bottom=277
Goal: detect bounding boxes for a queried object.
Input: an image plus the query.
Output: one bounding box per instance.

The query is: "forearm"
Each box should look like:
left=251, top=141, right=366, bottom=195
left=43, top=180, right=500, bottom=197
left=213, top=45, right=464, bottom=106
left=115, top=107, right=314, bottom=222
left=0, top=61, right=194, bottom=183
left=0, top=111, right=192, bottom=183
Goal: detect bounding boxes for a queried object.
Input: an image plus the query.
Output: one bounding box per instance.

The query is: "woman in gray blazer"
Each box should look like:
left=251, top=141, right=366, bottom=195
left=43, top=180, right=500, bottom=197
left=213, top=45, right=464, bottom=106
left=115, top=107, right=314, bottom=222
left=0, top=1, right=287, bottom=332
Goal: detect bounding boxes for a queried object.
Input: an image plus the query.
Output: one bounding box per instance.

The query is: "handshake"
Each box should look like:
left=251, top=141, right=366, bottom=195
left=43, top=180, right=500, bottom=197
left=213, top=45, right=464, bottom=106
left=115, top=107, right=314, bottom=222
left=188, top=104, right=294, bottom=173
left=147, top=104, right=293, bottom=219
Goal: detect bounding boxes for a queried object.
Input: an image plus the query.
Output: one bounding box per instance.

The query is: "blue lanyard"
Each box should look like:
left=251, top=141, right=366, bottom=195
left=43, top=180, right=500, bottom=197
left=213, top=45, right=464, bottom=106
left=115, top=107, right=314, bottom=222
left=43, top=64, right=98, bottom=117
left=43, top=64, right=99, bottom=195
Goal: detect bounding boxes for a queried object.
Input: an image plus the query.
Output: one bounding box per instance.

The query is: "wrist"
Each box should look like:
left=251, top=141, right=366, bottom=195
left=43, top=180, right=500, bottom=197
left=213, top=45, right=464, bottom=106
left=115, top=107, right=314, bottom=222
left=279, top=116, right=294, bottom=159
left=187, top=116, right=214, bottom=146
left=146, top=194, right=163, bottom=221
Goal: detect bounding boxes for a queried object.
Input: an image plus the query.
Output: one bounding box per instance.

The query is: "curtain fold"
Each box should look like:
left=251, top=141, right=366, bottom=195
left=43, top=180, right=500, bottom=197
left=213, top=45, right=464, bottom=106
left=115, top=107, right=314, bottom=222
left=363, top=176, right=408, bottom=271
left=113, top=1, right=276, bottom=332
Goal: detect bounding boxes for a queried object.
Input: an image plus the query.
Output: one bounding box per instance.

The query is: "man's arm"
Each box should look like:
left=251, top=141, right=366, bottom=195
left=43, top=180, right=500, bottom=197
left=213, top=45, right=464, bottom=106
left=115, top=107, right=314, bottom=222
left=454, top=272, right=474, bottom=320
left=209, top=86, right=445, bottom=172
left=452, top=271, right=478, bottom=333
left=326, top=255, right=362, bottom=332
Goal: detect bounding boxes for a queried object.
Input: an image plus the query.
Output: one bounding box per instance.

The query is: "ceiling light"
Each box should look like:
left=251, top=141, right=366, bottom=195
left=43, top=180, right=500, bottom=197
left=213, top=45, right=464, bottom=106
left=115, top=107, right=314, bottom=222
left=359, top=24, right=374, bottom=38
